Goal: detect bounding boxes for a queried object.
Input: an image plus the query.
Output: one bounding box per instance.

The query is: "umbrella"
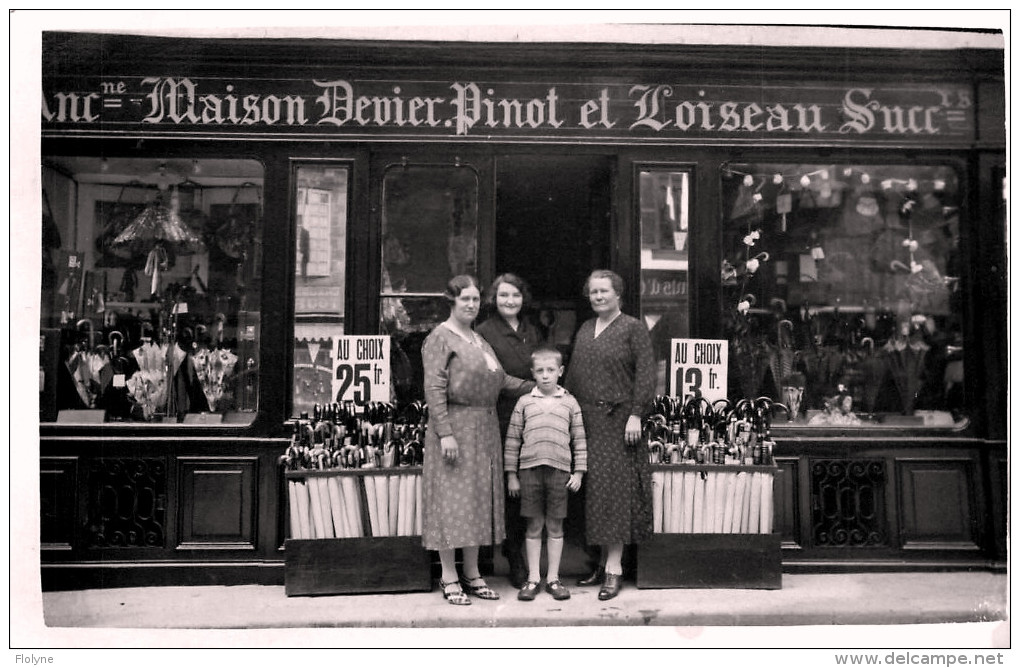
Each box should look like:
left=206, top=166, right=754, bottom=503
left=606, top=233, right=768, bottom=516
left=857, top=337, right=887, bottom=414
left=112, top=190, right=205, bottom=297
left=884, top=333, right=930, bottom=415
left=192, top=346, right=238, bottom=412
left=768, top=319, right=798, bottom=400
left=732, top=339, right=770, bottom=400
left=128, top=341, right=172, bottom=419
left=802, top=343, right=844, bottom=410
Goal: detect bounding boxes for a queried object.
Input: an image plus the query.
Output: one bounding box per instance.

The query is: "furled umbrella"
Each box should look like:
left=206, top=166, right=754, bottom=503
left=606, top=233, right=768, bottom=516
left=884, top=331, right=930, bottom=415
left=857, top=337, right=886, bottom=415
left=732, top=337, right=771, bottom=401
left=768, top=319, right=798, bottom=400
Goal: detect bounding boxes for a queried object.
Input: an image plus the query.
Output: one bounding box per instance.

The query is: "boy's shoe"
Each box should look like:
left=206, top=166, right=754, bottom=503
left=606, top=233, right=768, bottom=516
left=517, top=581, right=541, bottom=601
left=545, top=580, right=571, bottom=600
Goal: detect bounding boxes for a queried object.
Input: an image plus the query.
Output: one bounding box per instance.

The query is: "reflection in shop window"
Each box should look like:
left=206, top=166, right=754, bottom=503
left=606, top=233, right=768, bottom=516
left=638, top=169, right=692, bottom=395
left=40, top=157, right=264, bottom=424
left=292, top=165, right=350, bottom=418
left=720, top=163, right=964, bottom=428
left=380, top=164, right=479, bottom=406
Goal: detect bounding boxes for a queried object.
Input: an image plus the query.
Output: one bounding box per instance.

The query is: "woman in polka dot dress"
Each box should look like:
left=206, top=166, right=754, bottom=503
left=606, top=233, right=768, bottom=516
left=564, top=269, right=655, bottom=601
left=421, top=275, right=533, bottom=605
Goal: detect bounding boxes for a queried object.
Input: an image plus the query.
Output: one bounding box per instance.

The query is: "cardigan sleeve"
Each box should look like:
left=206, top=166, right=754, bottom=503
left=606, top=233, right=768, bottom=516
left=421, top=330, right=455, bottom=439
left=503, top=396, right=527, bottom=472
left=568, top=396, right=588, bottom=473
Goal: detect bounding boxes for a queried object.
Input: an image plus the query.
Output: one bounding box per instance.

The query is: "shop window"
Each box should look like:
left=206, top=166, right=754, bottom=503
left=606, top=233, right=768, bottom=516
left=379, top=163, right=479, bottom=405
left=40, top=157, right=264, bottom=425
left=292, top=164, right=350, bottom=418
left=638, top=168, right=692, bottom=395
left=720, top=163, right=964, bottom=429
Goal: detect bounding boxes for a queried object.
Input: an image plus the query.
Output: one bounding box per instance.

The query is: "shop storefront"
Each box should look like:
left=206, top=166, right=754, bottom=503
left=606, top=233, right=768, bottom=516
left=38, top=29, right=1006, bottom=589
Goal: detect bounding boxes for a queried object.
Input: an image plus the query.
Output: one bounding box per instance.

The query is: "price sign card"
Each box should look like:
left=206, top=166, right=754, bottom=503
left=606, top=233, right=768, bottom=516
left=670, top=338, right=728, bottom=403
left=333, top=335, right=390, bottom=406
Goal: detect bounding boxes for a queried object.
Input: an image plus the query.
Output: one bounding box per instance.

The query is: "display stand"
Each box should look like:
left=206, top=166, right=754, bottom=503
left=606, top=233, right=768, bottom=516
left=283, top=467, right=431, bottom=596
left=636, top=463, right=782, bottom=590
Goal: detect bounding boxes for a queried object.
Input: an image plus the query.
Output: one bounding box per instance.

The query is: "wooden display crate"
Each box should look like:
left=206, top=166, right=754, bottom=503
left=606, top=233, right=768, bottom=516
left=637, top=532, right=781, bottom=589
left=638, top=464, right=782, bottom=589
left=285, top=536, right=432, bottom=596
left=283, top=467, right=431, bottom=596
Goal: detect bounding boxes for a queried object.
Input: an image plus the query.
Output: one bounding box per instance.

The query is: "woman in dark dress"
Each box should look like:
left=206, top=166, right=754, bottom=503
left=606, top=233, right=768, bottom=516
left=564, top=269, right=655, bottom=601
left=475, top=273, right=543, bottom=588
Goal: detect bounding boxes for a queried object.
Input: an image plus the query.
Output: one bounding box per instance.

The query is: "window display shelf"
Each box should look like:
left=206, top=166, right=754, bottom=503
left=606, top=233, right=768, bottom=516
left=105, top=301, right=163, bottom=310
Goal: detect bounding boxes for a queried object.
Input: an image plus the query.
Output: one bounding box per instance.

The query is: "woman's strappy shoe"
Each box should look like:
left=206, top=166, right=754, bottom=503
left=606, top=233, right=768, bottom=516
left=460, top=575, right=500, bottom=600
left=440, top=579, right=471, bottom=605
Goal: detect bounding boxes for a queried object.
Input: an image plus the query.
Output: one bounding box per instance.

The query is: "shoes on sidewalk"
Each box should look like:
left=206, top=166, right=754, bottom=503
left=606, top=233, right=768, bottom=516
left=598, top=573, right=622, bottom=601
left=577, top=567, right=604, bottom=587
left=545, top=580, right=570, bottom=600
left=517, top=581, right=541, bottom=601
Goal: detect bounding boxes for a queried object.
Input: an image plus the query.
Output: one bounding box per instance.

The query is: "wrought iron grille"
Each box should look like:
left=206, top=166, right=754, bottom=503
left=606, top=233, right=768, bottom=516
left=810, top=459, right=887, bottom=547
left=84, top=458, right=167, bottom=548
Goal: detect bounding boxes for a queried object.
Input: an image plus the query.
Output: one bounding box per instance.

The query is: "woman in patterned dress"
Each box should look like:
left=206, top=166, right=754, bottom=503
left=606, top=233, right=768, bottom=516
left=421, top=275, right=533, bottom=605
left=564, top=269, right=655, bottom=601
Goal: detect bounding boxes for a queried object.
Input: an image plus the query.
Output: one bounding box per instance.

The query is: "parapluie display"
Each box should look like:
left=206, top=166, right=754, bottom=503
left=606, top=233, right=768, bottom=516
left=112, top=190, right=205, bottom=296
left=128, top=341, right=170, bottom=419
left=856, top=337, right=887, bottom=414
left=192, top=346, right=239, bottom=411
left=883, top=332, right=930, bottom=414
left=802, top=344, right=844, bottom=410
left=768, top=319, right=797, bottom=400
left=732, top=339, right=770, bottom=400
left=782, top=372, right=806, bottom=422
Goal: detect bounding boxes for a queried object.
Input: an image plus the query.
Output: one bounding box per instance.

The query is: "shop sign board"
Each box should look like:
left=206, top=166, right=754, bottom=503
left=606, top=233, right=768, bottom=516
left=670, top=338, right=728, bottom=403
left=41, top=75, right=977, bottom=144
left=295, top=285, right=344, bottom=314
left=333, top=335, right=390, bottom=406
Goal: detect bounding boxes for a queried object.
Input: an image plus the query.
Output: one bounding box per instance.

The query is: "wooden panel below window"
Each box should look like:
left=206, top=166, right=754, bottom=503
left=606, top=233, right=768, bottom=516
left=177, top=457, right=257, bottom=549
left=774, top=457, right=801, bottom=549
left=897, top=459, right=979, bottom=551
left=40, top=457, right=77, bottom=549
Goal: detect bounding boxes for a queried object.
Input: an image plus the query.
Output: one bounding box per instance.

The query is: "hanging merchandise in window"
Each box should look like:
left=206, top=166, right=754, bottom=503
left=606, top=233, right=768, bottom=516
left=40, top=157, right=264, bottom=424
left=720, top=163, right=963, bottom=428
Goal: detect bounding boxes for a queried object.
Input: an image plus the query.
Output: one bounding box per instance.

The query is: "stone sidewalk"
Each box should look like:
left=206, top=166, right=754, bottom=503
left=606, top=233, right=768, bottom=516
left=23, top=571, right=1009, bottom=648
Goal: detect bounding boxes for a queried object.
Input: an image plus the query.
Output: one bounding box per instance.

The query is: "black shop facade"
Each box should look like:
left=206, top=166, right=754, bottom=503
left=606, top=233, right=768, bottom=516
left=38, top=32, right=1006, bottom=589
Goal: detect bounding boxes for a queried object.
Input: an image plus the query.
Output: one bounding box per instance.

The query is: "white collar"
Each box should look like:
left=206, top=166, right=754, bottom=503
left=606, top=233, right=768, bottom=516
left=531, top=385, right=566, bottom=398
left=442, top=321, right=478, bottom=344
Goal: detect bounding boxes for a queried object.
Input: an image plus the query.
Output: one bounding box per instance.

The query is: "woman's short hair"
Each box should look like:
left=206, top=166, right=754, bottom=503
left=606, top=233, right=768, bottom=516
left=583, top=269, right=625, bottom=299
left=443, top=274, right=481, bottom=304
left=485, top=272, right=532, bottom=309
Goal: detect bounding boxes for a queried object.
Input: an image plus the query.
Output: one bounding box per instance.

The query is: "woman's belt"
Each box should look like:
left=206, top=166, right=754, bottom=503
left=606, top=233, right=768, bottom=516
left=446, top=404, right=496, bottom=413
left=583, top=399, right=625, bottom=415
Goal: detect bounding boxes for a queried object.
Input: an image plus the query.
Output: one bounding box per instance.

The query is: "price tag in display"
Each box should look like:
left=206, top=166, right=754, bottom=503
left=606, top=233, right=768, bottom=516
left=333, top=335, right=390, bottom=406
left=670, top=338, right=728, bottom=403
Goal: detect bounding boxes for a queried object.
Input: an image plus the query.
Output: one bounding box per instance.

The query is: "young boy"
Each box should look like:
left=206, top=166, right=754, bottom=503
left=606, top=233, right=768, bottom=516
left=504, top=346, right=587, bottom=601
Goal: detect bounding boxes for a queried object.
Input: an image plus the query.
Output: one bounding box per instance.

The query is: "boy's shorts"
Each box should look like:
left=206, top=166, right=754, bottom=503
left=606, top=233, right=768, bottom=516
left=519, top=465, right=570, bottom=519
